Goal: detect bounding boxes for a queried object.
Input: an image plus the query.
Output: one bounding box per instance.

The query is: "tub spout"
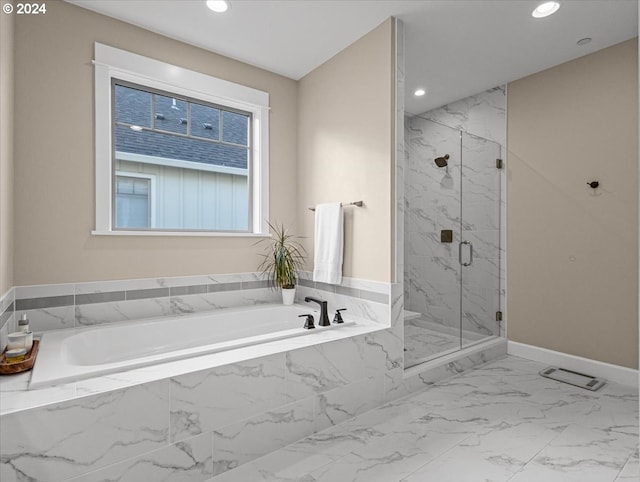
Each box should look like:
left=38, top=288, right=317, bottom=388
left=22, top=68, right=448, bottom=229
left=304, top=297, right=330, bottom=326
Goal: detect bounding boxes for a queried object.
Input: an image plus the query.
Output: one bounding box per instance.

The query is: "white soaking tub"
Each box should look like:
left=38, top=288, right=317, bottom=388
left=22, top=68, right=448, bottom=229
left=30, top=304, right=355, bottom=388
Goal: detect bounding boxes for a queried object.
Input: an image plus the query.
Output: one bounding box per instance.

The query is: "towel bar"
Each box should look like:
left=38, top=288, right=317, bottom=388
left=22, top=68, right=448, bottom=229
left=308, top=201, right=363, bottom=212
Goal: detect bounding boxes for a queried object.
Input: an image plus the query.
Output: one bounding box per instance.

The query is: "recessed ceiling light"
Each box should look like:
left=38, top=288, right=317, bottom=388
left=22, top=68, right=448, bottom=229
left=414, top=88, right=426, bottom=97
left=532, top=1, right=560, bottom=18
left=577, top=37, right=592, bottom=46
left=206, top=0, right=230, bottom=13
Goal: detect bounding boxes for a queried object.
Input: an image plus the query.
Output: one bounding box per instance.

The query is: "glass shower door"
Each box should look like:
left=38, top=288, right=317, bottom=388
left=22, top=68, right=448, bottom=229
left=404, top=116, right=502, bottom=369
left=404, top=118, right=463, bottom=367
left=459, top=132, right=501, bottom=348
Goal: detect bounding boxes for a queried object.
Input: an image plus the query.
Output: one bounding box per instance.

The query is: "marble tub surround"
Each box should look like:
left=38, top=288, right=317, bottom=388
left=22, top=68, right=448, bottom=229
left=1, top=272, right=506, bottom=481
left=207, top=355, right=638, bottom=482
left=0, top=298, right=506, bottom=481
left=0, top=310, right=386, bottom=416
left=296, top=270, right=390, bottom=305
left=0, top=288, right=14, bottom=352
left=1, top=380, right=171, bottom=482
left=0, top=318, right=394, bottom=481
left=30, top=305, right=368, bottom=389
left=296, top=275, right=403, bottom=378
left=12, top=273, right=275, bottom=333
left=9, top=272, right=391, bottom=334
left=67, top=432, right=214, bottom=482
left=296, top=284, right=390, bottom=328
left=1, top=272, right=394, bottom=414
left=0, top=323, right=505, bottom=482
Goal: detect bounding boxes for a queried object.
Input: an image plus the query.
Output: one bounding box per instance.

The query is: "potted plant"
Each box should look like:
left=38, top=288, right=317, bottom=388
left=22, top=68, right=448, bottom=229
left=256, top=221, right=306, bottom=305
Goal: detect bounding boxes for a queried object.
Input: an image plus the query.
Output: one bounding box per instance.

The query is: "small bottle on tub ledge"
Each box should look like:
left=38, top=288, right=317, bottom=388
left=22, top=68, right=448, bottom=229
left=18, top=314, right=30, bottom=333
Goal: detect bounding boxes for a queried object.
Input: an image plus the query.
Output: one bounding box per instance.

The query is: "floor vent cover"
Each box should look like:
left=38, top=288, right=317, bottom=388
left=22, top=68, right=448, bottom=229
left=539, top=366, right=606, bottom=391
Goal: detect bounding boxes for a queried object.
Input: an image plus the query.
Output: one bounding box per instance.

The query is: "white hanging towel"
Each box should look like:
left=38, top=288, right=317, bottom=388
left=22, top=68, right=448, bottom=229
left=313, top=202, right=344, bottom=284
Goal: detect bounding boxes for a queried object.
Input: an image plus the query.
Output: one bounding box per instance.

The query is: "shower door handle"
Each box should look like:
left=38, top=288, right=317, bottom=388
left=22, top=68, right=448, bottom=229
left=459, top=241, right=473, bottom=267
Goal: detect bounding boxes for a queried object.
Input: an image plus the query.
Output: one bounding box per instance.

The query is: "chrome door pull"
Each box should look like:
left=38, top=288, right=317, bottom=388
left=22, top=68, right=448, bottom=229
left=459, top=241, right=473, bottom=266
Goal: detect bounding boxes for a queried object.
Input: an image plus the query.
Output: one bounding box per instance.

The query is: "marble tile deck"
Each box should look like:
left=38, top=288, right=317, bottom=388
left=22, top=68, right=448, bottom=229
left=208, top=355, right=638, bottom=482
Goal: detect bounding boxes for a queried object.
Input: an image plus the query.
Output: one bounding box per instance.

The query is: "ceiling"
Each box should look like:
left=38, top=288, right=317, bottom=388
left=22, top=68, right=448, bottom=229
left=67, top=0, right=638, bottom=115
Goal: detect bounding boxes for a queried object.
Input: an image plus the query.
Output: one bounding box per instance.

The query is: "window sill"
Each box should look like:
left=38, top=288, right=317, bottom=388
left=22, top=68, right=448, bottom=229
left=91, top=230, right=270, bottom=238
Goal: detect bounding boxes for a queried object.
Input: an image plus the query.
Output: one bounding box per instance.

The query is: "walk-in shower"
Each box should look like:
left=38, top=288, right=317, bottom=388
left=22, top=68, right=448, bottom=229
left=404, top=116, right=502, bottom=368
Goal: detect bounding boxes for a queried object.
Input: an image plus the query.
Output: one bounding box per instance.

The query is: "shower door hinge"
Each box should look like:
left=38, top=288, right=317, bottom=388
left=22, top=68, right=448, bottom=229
left=496, top=158, right=503, bottom=169
left=496, top=311, right=503, bottom=322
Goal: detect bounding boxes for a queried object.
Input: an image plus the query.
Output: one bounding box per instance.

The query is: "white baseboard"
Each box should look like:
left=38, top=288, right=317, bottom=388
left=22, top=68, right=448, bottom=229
left=508, top=341, right=638, bottom=388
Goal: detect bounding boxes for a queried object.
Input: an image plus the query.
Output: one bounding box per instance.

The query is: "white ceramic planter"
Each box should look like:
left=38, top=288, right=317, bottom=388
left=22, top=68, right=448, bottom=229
left=281, top=287, right=296, bottom=305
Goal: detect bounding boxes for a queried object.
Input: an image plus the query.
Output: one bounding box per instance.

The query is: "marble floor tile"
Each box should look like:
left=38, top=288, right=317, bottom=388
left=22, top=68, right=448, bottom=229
left=508, top=424, right=637, bottom=482
left=206, top=355, right=638, bottom=482
left=208, top=448, right=332, bottom=482
left=402, top=422, right=560, bottom=482
left=615, top=448, right=639, bottom=481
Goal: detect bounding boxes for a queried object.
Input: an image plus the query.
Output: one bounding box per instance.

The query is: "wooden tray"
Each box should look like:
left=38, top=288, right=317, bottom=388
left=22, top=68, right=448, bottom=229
left=0, top=339, right=39, bottom=375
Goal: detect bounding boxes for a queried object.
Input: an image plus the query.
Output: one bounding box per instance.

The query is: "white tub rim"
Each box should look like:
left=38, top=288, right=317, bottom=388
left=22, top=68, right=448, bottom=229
left=26, top=303, right=383, bottom=392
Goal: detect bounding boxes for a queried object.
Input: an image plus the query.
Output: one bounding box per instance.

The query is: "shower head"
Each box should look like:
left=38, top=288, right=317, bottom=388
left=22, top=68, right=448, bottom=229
left=434, top=154, right=449, bottom=168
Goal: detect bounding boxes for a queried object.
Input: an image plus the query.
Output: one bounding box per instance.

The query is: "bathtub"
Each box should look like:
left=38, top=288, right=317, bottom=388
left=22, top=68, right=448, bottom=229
left=29, top=304, right=355, bottom=388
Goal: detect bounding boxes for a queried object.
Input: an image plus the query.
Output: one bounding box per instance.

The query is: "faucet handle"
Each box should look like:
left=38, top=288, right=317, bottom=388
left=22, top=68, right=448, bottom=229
left=298, top=314, right=315, bottom=329
left=333, top=308, right=347, bottom=324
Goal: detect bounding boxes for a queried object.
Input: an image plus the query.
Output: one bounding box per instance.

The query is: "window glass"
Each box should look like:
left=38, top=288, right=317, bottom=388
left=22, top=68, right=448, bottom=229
left=222, top=111, right=250, bottom=145
left=114, top=85, right=151, bottom=128
left=112, top=82, right=251, bottom=231
left=191, top=103, right=220, bottom=141
left=115, top=176, right=150, bottom=228
left=153, top=94, right=188, bottom=135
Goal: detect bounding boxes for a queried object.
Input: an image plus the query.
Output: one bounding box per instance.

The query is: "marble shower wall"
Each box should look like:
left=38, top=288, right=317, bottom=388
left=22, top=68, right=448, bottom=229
left=423, top=86, right=506, bottom=147
left=404, top=86, right=506, bottom=343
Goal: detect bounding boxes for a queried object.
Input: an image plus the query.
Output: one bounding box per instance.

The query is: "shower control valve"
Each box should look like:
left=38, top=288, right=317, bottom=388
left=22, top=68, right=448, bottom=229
left=587, top=181, right=599, bottom=189
left=333, top=309, right=347, bottom=324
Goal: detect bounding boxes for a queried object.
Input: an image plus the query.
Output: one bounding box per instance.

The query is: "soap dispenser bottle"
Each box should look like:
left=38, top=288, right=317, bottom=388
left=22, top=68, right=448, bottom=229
left=18, top=314, right=30, bottom=333
left=17, top=314, right=33, bottom=351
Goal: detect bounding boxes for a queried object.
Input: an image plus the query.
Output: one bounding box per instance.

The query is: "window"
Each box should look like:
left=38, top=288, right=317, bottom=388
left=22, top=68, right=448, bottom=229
left=115, top=172, right=155, bottom=228
left=113, top=82, right=251, bottom=231
left=93, top=43, right=270, bottom=236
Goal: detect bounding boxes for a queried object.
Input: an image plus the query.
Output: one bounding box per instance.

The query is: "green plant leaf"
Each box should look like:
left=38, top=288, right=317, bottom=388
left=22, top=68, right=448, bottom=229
left=255, top=221, right=307, bottom=289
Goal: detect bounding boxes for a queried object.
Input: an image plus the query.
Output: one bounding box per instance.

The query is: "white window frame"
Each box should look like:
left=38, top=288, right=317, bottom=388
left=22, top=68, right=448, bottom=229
left=93, top=43, right=270, bottom=237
